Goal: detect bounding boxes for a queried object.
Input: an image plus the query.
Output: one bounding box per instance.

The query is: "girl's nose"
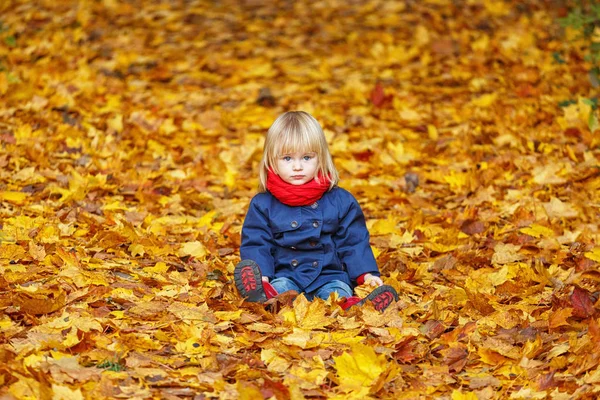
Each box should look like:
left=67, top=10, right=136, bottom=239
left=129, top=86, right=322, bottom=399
left=293, top=159, right=302, bottom=170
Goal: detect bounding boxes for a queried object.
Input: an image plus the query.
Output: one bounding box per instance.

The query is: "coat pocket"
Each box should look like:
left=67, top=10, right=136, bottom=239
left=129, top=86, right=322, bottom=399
left=271, top=208, right=302, bottom=238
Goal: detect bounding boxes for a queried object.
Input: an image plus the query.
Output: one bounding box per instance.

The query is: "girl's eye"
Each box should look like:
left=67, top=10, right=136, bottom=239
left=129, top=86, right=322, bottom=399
left=303, top=155, right=312, bottom=161
left=283, top=156, right=291, bottom=161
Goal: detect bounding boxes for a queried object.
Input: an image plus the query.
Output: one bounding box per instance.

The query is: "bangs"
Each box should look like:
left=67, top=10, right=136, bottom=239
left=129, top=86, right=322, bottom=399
left=270, top=119, right=321, bottom=161
left=274, top=132, right=317, bottom=156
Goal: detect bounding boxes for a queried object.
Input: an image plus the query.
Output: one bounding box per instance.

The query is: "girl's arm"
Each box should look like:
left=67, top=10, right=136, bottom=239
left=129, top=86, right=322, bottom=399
left=240, top=198, right=275, bottom=279
left=333, top=194, right=381, bottom=284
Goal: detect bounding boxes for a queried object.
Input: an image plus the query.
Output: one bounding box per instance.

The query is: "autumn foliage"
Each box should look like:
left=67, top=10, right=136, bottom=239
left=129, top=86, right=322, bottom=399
left=1, top=0, right=600, bottom=399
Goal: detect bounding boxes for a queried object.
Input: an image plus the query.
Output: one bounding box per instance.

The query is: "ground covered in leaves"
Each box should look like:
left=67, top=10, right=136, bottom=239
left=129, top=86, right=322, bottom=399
left=1, top=0, right=599, bottom=399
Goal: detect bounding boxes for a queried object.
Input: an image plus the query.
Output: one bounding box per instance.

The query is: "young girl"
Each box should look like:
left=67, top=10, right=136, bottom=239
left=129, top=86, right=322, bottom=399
left=234, top=111, right=398, bottom=312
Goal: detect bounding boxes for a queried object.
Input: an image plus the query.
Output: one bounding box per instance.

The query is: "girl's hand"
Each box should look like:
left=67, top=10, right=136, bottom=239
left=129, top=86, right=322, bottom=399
left=262, top=276, right=270, bottom=283
left=364, top=273, right=383, bottom=287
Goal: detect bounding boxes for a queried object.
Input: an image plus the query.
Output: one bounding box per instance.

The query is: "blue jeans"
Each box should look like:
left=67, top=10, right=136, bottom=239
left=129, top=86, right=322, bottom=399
left=270, top=277, right=353, bottom=300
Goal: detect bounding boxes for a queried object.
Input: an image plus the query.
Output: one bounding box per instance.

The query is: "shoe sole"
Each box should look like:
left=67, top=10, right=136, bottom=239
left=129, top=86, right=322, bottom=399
left=358, top=285, right=398, bottom=312
left=234, top=260, right=267, bottom=303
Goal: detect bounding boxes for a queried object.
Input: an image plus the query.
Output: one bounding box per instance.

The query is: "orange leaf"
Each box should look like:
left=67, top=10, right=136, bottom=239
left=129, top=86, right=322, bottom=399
left=549, top=307, right=573, bottom=329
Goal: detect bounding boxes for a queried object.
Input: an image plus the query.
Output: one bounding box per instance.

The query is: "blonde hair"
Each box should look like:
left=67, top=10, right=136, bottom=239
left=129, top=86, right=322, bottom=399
left=258, top=111, right=339, bottom=192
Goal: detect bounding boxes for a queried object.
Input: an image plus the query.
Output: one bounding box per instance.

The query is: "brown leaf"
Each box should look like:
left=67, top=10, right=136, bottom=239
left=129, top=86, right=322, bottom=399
left=393, top=336, right=418, bottom=363
left=536, top=371, right=557, bottom=391
left=431, top=38, right=458, bottom=56
left=421, top=320, right=446, bottom=340
left=460, top=219, right=485, bottom=235
left=14, top=288, right=66, bottom=315
left=440, top=344, right=468, bottom=373
left=571, top=286, right=596, bottom=318
left=466, top=290, right=496, bottom=316
left=261, top=378, right=290, bottom=400
left=431, top=254, right=457, bottom=272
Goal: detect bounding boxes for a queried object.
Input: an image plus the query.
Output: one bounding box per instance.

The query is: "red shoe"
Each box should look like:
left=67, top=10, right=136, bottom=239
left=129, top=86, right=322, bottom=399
left=234, top=260, right=277, bottom=302
left=356, top=285, right=398, bottom=312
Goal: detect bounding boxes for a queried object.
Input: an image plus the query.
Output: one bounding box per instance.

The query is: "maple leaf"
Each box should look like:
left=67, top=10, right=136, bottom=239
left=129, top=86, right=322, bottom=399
left=333, top=343, right=388, bottom=392
left=370, top=83, right=392, bottom=108
left=571, top=286, right=596, bottom=318
left=549, top=308, right=573, bottom=329
left=492, top=243, right=525, bottom=265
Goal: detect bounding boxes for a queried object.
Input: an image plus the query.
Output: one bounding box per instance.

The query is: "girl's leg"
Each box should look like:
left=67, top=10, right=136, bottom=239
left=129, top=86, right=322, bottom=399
left=311, top=280, right=353, bottom=301
left=347, top=285, right=398, bottom=312
left=234, top=260, right=277, bottom=302
left=270, top=277, right=301, bottom=294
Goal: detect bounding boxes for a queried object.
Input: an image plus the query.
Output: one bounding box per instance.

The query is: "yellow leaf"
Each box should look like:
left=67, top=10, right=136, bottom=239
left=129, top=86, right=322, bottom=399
left=198, top=210, right=218, bottom=227
left=28, top=242, right=46, bottom=261
left=331, top=330, right=365, bottom=345
left=470, top=92, right=497, bottom=107
left=128, top=243, right=145, bottom=257
left=483, top=0, right=511, bottom=16
left=282, top=328, right=315, bottom=349
left=389, top=231, right=415, bottom=247
left=160, top=118, right=178, bottom=135
left=547, top=342, right=570, bottom=359
left=532, top=164, right=567, bottom=185
left=423, top=242, right=459, bottom=253
left=293, top=296, right=334, bottom=330
left=175, top=338, right=210, bottom=356
left=261, top=349, right=291, bottom=373
left=179, top=241, right=207, bottom=259
left=444, top=170, right=468, bottom=191
left=0, top=191, right=30, bottom=205
left=509, top=387, right=549, bottom=399
left=452, top=390, right=479, bottom=400
left=427, top=124, right=438, bottom=140
left=12, top=167, right=40, bottom=182
left=107, top=114, right=123, bottom=133
left=543, top=197, right=579, bottom=219
left=9, top=375, right=47, bottom=399
left=399, top=109, right=421, bottom=121
left=143, top=261, right=169, bottom=274
left=63, top=326, right=82, bottom=347
left=214, top=310, right=242, bottom=321
left=23, top=353, right=45, bottom=368
left=584, top=248, right=600, bottom=262
left=52, top=384, right=84, bottom=400
left=237, top=381, right=264, bottom=400
left=334, top=343, right=387, bottom=390
left=110, top=311, right=125, bottom=319
left=519, top=224, right=555, bottom=238
left=478, top=347, right=508, bottom=365
left=491, top=243, right=525, bottom=265
left=0, top=243, right=27, bottom=261
left=369, top=218, right=398, bottom=235
left=0, top=315, right=14, bottom=331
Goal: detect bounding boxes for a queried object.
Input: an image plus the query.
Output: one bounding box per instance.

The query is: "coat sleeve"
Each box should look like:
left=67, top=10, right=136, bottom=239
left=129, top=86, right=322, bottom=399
left=240, top=197, right=275, bottom=279
left=333, top=194, right=380, bottom=282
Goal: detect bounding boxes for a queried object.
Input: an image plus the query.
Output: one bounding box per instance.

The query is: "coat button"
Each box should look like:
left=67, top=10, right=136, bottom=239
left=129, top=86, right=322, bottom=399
left=309, top=241, right=317, bottom=247
left=291, top=259, right=299, bottom=267
left=311, top=202, right=318, bottom=209
left=312, top=261, right=318, bottom=267
left=291, top=221, right=298, bottom=228
left=312, top=221, right=319, bottom=228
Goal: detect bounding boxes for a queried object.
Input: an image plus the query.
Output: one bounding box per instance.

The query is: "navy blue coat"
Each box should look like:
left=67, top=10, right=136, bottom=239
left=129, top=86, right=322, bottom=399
left=240, top=187, right=380, bottom=293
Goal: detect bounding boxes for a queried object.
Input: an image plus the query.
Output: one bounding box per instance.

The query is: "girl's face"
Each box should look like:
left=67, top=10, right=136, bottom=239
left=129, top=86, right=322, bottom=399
left=276, top=151, right=318, bottom=185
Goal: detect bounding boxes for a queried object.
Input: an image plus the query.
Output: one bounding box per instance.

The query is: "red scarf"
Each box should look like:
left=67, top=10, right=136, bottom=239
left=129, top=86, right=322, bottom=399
left=267, top=170, right=330, bottom=206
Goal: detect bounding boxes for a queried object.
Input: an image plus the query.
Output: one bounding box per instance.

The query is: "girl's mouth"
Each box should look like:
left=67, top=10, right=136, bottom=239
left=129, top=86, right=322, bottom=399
left=291, top=175, right=304, bottom=179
